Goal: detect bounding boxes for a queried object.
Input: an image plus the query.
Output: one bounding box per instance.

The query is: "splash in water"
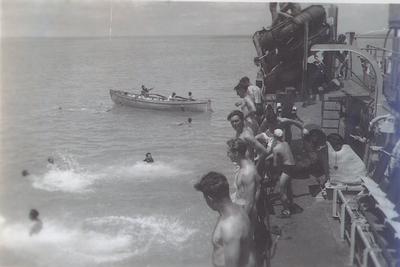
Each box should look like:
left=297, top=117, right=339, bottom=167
left=0, top=213, right=197, bottom=267
left=103, top=160, right=191, bottom=181
left=85, top=215, right=197, bottom=255
left=30, top=154, right=100, bottom=193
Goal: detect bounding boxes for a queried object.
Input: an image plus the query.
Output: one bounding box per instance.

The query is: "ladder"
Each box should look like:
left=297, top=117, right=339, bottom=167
left=321, top=95, right=343, bottom=133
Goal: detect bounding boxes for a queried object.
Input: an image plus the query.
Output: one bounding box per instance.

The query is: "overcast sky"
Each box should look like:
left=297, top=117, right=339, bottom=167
left=1, top=1, right=391, bottom=37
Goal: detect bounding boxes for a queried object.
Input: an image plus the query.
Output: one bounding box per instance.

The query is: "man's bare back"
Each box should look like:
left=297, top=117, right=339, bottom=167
left=195, top=172, right=257, bottom=267
left=234, top=160, right=261, bottom=217
left=212, top=204, right=256, bottom=267
left=273, top=141, right=295, bottom=166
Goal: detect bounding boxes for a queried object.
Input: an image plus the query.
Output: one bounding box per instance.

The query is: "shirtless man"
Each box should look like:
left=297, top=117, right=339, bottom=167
left=258, top=112, right=304, bottom=144
left=272, top=129, right=296, bottom=218
left=194, top=171, right=256, bottom=267
left=238, top=77, right=263, bottom=122
left=227, top=138, right=261, bottom=216
left=227, top=110, right=272, bottom=161
left=227, top=138, right=271, bottom=267
left=234, top=84, right=259, bottom=133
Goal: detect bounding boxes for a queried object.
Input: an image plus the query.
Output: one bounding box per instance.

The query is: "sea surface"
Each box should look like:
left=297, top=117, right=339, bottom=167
left=0, top=36, right=259, bottom=267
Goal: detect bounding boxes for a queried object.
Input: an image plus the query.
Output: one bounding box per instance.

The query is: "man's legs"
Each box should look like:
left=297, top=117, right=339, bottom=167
left=278, top=172, right=291, bottom=215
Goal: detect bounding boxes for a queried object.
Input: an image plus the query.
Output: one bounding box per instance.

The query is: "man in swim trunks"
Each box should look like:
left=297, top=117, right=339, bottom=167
left=227, top=138, right=271, bottom=267
left=194, top=171, right=256, bottom=267
left=272, top=129, right=296, bottom=218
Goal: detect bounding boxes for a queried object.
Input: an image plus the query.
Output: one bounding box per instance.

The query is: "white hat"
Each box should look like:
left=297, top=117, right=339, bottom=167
left=274, top=129, right=284, bottom=137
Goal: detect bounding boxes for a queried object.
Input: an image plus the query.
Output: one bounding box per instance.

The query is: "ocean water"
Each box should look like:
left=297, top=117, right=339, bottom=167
left=0, top=36, right=259, bottom=267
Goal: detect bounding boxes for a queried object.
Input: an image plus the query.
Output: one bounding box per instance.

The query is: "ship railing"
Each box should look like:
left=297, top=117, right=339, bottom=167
left=346, top=34, right=395, bottom=95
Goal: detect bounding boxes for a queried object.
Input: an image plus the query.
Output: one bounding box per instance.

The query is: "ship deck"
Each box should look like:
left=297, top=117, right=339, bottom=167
left=269, top=96, right=350, bottom=267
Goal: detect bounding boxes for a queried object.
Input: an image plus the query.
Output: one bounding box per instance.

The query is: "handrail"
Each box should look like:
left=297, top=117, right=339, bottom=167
left=361, top=45, right=400, bottom=55
left=311, top=44, right=382, bottom=117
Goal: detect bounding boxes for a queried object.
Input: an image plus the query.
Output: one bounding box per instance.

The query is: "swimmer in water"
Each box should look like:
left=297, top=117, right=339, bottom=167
left=47, top=157, right=54, bottom=164
left=29, top=209, right=43, bottom=236
left=143, top=152, right=154, bottom=163
left=22, top=170, right=30, bottom=177
left=178, top=117, right=192, bottom=126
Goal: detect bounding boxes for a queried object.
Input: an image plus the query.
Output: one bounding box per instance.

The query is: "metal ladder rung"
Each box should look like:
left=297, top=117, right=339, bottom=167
left=323, top=109, right=341, bottom=112
left=321, top=126, right=340, bottom=129
left=322, top=118, right=340, bottom=121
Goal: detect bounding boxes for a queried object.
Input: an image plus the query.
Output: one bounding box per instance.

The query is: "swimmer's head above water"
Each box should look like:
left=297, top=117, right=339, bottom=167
left=29, top=209, right=40, bottom=221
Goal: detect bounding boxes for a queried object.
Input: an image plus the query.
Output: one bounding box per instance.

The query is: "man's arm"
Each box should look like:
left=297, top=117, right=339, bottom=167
left=243, top=130, right=272, bottom=157
left=257, top=119, right=268, bottom=134
left=273, top=146, right=279, bottom=167
left=279, top=118, right=304, bottom=131
left=244, top=96, right=257, bottom=114
left=237, top=172, right=257, bottom=215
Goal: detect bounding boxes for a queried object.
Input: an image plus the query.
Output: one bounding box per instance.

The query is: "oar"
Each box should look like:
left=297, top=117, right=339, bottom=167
left=175, top=95, right=191, bottom=101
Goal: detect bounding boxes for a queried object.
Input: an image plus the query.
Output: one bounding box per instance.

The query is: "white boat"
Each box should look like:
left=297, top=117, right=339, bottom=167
left=110, top=90, right=212, bottom=112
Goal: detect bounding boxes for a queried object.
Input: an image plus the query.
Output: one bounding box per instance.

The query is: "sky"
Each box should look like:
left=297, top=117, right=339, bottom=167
left=0, top=1, right=393, bottom=38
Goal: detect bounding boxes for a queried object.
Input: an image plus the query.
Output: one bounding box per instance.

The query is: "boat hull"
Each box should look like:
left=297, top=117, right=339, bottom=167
left=110, top=90, right=211, bottom=112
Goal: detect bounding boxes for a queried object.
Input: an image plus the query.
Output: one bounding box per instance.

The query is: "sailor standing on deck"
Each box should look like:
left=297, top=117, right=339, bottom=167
left=227, top=138, right=271, bottom=267
left=194, top=172, right=256, bottom=267
left=227, top=110, right=272, bottom=161
left=238, top=77, right=264, bottom=123
left=272, top=129, right=296, bottom=218
left=234, top=82, right=259, bottom=134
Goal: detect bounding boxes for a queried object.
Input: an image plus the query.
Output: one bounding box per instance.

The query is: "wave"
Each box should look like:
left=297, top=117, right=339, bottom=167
left=85, top=215, right=197, bottom=255
left=0, top=214, right=197, bottom=267
left=103, top=160, right=191, bottom=181
left=30, top=153, right=191, bottom=193
left=56, top=104, right=111, bottom=114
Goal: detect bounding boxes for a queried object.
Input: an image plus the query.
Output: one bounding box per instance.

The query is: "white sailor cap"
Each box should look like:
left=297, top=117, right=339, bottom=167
left=274, top=129, right=284, bottom=137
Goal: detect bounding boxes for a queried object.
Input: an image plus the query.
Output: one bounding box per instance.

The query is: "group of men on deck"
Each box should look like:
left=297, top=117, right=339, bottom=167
left=195, top=76, right=304, bottom=267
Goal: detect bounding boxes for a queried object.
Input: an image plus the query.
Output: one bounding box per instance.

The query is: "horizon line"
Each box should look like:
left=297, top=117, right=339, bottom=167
left=1, top=34, right=254, bottom=39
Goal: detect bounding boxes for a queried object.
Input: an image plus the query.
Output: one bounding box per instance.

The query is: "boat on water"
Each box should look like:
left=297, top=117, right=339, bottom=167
left=109, top=89, right=212, bottom=112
